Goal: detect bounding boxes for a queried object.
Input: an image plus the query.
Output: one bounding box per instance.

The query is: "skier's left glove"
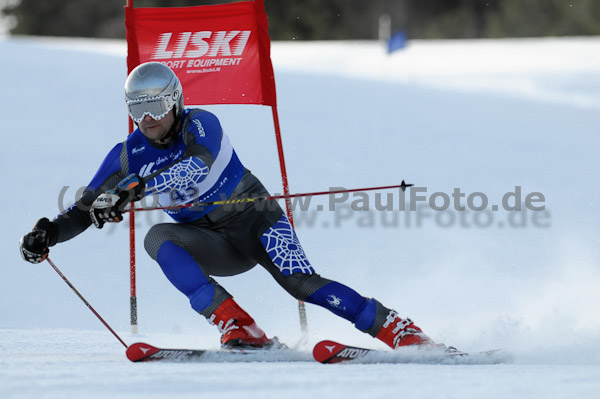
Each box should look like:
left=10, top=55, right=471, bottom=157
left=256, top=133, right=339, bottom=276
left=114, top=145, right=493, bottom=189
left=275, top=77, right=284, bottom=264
left=20, top=217, right=58, bottom=264
left=90, top=174, right=145, bottom=229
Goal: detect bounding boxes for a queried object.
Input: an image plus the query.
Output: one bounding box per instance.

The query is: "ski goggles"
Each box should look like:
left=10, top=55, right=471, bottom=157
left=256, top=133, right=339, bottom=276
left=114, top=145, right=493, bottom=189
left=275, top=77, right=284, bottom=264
left=126, top=95, right=177, bottom=123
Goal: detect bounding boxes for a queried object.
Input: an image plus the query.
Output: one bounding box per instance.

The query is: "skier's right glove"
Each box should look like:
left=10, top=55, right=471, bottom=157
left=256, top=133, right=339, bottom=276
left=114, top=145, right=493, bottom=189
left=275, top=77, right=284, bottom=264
left=90, top=174, right=145, bottom=229
left=19, top=218, right=58, bottom=264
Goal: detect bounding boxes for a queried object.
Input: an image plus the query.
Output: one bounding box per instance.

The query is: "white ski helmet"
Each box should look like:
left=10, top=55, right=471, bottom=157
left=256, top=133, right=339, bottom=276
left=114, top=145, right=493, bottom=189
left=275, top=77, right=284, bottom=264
left=125, top=62, right=184, bottom=123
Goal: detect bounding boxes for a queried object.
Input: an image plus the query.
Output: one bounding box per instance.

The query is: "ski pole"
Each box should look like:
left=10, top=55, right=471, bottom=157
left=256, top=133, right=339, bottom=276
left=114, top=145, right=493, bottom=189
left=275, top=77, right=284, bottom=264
left=129, top=180, right=414, bottom=213
left=46, top=257, right=128, bottom=348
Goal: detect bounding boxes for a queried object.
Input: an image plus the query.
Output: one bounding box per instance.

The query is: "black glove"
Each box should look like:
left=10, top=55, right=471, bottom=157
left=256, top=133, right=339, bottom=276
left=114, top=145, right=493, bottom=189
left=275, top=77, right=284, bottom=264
left=20, top=218, right=59, bottom=264
left=90, top=174, right=145, bottom=229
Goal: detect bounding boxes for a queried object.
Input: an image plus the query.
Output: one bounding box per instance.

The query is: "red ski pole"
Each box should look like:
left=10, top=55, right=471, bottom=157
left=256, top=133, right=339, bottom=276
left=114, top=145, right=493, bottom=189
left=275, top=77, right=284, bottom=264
left=46, top=257, right=128, bottom=348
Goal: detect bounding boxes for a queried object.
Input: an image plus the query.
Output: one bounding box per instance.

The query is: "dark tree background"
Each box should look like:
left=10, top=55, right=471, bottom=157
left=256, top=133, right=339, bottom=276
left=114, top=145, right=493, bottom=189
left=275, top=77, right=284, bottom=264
left=2, top=0, right=600, bottom=40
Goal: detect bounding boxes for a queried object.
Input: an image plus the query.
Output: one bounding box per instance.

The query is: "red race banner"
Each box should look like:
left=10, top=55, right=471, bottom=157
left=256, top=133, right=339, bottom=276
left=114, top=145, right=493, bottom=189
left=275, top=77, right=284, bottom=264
left=125, top=0, right=276, bottom=106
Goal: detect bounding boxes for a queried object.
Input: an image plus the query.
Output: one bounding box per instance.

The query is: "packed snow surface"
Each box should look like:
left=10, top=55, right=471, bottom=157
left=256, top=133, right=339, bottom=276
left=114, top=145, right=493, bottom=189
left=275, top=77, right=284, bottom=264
left=2, top=35, right=599, bottom=398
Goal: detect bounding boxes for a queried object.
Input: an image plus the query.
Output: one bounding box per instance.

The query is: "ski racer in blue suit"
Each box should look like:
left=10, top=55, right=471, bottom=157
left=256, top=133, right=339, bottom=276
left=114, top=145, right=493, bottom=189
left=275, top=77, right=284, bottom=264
left=20, top=62, right=433, bottom=349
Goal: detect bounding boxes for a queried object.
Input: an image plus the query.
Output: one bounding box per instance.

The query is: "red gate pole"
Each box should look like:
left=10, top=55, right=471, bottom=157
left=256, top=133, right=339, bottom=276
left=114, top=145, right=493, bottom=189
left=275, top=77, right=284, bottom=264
left=271, top=105, right=308, bottom=337
left=126, top=0, right=138, bottom=335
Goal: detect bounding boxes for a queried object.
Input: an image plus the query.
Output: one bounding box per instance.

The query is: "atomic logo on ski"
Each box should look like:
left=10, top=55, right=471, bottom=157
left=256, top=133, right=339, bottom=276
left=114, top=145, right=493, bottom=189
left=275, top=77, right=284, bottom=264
left=125, top=341, right=312, bottom=363
left=312, top=339, right=510, bottom=365
left=337, top=347, right=370, bottom=360
left=313, top=340, right=369, bottom=364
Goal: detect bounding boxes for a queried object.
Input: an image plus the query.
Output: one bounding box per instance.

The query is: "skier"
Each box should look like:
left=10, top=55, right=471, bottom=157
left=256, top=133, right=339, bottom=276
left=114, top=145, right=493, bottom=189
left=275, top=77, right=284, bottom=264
left=20, top=62, right=433, bottom=350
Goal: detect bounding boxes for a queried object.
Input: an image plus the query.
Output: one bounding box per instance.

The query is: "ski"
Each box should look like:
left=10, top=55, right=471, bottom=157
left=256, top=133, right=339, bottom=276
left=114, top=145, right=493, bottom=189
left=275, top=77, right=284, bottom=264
left=126, top=342, right=312, bottom=363
left=313, top=340, right=372, bottom=364
left=313, top=340, right=510, bottom=365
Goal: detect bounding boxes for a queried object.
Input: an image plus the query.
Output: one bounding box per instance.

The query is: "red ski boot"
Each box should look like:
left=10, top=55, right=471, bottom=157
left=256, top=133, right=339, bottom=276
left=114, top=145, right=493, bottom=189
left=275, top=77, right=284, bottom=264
left=376, top=309, right=434, bottom=349
left=208, top=298, right=271, bottom=348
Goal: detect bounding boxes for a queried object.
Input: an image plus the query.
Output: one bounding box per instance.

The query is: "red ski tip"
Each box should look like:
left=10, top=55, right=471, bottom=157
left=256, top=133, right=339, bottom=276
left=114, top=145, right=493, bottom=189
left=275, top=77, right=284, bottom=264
left=126, top=342, right=161, bottom=362
left=313, top=340, right=344, bottom=363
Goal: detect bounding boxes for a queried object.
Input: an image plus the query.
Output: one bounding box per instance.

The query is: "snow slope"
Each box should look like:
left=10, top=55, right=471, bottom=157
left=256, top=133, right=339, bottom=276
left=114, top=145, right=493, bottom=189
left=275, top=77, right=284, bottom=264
left=1, top=35, right=600, bottom=398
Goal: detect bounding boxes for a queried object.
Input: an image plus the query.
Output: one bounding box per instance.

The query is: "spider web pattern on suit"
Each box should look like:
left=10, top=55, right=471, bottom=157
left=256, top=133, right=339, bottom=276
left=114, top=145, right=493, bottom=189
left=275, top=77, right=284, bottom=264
left=260, top=215, right=314, bottom=276
left=145, top=157, right=209, bottom=197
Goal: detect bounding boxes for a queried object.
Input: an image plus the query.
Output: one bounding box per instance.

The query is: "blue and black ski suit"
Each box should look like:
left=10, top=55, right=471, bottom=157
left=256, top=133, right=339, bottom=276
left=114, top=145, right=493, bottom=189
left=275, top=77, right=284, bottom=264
left=53, top=108, right=390, bottom=335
